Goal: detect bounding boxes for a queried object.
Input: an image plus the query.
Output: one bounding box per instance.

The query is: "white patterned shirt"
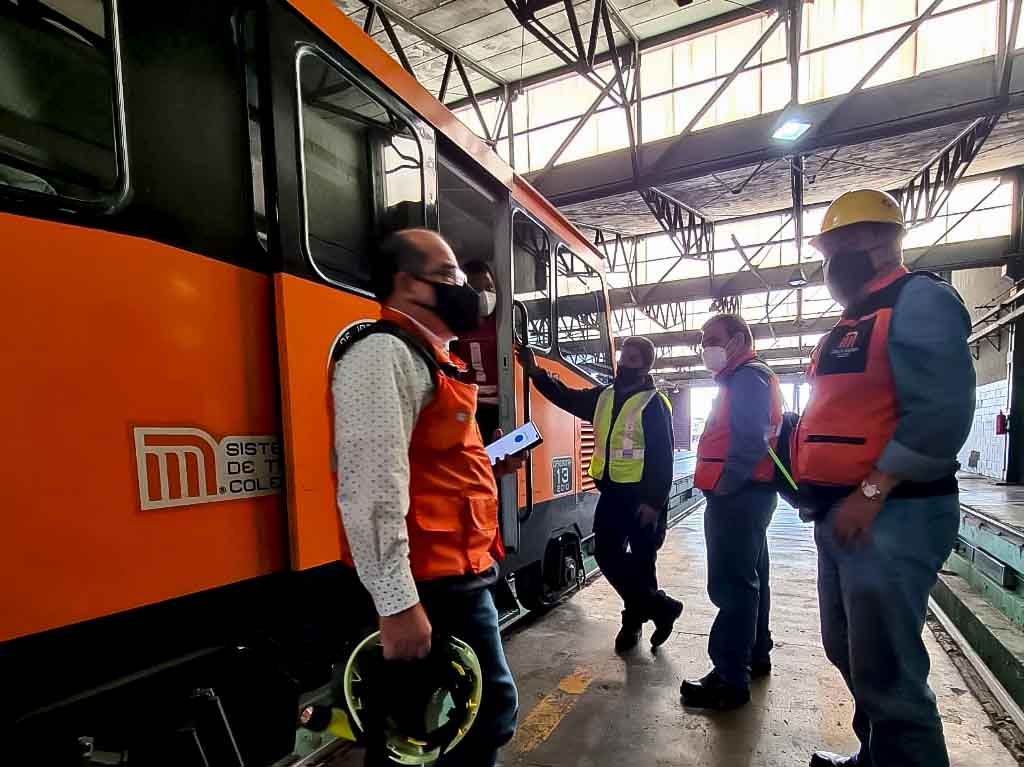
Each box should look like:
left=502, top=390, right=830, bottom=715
left=331, top=314, right=444, bottom=617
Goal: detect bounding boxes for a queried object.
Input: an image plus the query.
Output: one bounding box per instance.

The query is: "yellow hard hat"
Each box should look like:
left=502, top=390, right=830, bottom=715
left=811, top=189, right=905, bottom=248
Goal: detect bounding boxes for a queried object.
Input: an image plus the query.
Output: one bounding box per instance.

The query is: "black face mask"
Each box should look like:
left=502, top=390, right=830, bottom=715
left=614, top=365, right=645, bottom=389
left=414, top=278, right=482, bottom=334
left=824, top=248, right=877, bottom=306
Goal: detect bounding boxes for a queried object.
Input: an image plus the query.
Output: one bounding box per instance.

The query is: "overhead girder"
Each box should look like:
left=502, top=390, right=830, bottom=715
left=897, top=115, right=1001, bottom=227
left=660, top=363, right=808, bottom=383
left=529, top=53, right=1024, bottom=208
left=596, top=235, right=1012, bottom=313
left=655, top=344, right=818, bottom=371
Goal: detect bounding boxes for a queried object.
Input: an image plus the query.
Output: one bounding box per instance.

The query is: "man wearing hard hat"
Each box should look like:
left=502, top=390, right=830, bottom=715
left=797, top=190, right=975, bottom=767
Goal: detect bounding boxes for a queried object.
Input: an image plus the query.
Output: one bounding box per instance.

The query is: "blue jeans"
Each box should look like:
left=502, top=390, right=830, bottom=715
left=815, top=494, right=960, bottom=767
left=420, top=586, right=518, bottom=767
left=705, top=484, right=777, bottom=687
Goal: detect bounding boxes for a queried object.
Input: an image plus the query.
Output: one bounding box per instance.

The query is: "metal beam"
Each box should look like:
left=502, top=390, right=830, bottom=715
left=1001, top=0, right=1023, bottom=101
left=650, top=11, right=786, bottom=175
left=531, top=51, right=1024, bottom=207
left=447, top=1, right=778, bottom=111
left=365, top=0, right=506, bottom=86
left=606, top=236, right=1013, bottom=309
left=898, top=115, right=1000, bottom=227
left=660, top=363, right=808, bottom=383
left=809, top=0, right=945, bottom=141
left=787, top=0, right=802, bottom=106
left=616, top=316, right=841, bottom=350
left=640, top=187, right=715, bottom=270
left=656, top=345, right=817, bottom=371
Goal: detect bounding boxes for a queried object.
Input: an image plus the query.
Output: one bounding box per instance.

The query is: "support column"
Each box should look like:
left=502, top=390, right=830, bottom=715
left=1006, top=320, right=1024, bottom=483
left=670, top=386, right=691, bottom=451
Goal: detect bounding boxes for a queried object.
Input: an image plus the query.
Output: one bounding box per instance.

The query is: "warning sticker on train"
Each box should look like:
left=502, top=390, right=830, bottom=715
left=133, top=427, right=283, bottom=510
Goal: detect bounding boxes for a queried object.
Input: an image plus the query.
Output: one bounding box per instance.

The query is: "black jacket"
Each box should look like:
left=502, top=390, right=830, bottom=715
left=531, top=371, right=675, bottom=510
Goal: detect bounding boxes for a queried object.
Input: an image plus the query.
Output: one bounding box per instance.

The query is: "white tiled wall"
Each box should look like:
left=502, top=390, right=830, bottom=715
left=958, top=379, right=1008, bottom=480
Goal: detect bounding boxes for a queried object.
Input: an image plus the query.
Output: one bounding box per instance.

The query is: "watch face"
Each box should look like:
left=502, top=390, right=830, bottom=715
left=862, top=482, right=880, bottom=498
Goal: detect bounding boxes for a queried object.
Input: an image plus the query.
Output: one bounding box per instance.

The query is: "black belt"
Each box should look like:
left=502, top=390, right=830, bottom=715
left=800, top=475, right=958, bottom=520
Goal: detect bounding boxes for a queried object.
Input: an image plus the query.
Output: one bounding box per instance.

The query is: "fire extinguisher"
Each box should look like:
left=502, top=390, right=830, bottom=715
left=997, top=410, right=1009, bottom=435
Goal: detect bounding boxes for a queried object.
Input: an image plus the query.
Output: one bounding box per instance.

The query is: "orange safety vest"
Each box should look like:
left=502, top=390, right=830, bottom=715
left=695, top=351, right=783, bottom=491
left=336, top=309, right=503, bottom=581
left=795, top=266, right=924, bottom=488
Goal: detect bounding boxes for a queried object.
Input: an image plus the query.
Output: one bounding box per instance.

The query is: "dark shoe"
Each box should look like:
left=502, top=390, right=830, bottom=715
left=809, top=751, right=865, bottom=767
left=750, top=657, right=772, bottom=679
left=615, top=612, right=642, bottom=653
left=679, top=670, right=750, bottom=710
left=650, top=593, right=684, bottom=649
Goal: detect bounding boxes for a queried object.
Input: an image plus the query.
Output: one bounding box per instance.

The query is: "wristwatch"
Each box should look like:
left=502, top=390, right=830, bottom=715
left=860, top=479, right=883, bottom=502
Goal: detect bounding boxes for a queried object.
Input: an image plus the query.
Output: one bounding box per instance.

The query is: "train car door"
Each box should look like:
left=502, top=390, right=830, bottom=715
left=260, top=1, right=439, bottom=569
left=436, top=148, right=520, bottom=552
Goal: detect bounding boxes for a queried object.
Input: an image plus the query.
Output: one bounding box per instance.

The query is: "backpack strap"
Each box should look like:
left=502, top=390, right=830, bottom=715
left=331, top=320, right=456, bottom=385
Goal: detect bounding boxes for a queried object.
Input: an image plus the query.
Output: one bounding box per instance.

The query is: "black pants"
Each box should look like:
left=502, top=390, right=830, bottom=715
left=593, top=487, right=668, bottom=625
left=704, top=484, right=776, bottom=688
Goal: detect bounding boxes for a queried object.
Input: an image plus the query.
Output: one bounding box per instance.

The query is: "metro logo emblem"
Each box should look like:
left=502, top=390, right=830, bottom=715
left=133, top=427, right=283, bottom=510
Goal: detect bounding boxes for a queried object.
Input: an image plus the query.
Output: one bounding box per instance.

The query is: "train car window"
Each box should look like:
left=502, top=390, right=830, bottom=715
left=297, top=49, right=426, bottom=290
left=241, top=10, right=268, bottom=251
left=0, top=0, right=125, bottom=207
left=513, top=212, right=552, bottom=350
left=555, top=245, right=613, bottom=383
left=438, top=154, right=500, bottom=265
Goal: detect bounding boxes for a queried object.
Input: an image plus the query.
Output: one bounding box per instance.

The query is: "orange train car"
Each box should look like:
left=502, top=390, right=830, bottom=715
left=0, top=0, right=615, bottom=763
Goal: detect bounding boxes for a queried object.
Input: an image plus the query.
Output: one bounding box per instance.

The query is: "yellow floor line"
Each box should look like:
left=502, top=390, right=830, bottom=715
left=511, top=666, right=594, bottom=753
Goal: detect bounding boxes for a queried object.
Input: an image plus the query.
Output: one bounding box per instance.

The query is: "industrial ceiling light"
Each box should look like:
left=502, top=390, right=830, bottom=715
left=787, top=264, right=809, bottom=287
left=773, top=119, right=812, bottom=142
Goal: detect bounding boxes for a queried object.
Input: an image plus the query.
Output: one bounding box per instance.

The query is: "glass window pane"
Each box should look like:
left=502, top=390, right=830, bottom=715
left=299, top=52, right=425, bottom=289
left=918, top=4, right=998, bottom=73
left=513, top=214, right=552, bottom=349
left=556, top=248, right=612, bottom=382
left=0, top=0, right=119, bottom=201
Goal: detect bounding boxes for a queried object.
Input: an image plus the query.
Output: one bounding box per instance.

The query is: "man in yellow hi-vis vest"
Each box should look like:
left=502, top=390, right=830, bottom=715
left=518, top=337, right=682, bottom=653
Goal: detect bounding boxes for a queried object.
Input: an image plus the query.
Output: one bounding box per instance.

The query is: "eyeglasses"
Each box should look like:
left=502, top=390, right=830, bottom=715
left=414, top=264, right=467, bottom=287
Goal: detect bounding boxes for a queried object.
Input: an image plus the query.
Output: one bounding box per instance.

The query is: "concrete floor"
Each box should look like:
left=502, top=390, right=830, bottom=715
left=328, top=500, right=1019, bottom=766
left=499, top=502, right=1019, bottom=767
left=958, top=473, right=1024, bottom=532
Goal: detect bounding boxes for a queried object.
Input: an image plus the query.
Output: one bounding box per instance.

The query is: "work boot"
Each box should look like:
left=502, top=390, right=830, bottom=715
left=809, top=751, right=867, bottom=767
left=680, top=670, right=750, bottom=711
left=615, top=611, right=643, bottom=653
left=750, top=657, right=772, bottom=679
left=650, top=592, right=684, bottom=650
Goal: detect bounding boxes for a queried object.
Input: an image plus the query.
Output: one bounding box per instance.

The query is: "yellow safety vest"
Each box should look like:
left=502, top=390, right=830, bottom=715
left=589, top=387, right=672, bottom=484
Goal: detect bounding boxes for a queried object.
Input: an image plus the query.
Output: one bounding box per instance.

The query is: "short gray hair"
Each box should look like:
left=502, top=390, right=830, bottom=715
left=703, top=313, right=754, bottom=349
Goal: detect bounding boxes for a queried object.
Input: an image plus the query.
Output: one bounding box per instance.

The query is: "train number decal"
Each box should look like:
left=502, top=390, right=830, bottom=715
left=133, top=427, right=283, bottom=511
left=552, top=455, right=573, bottom=495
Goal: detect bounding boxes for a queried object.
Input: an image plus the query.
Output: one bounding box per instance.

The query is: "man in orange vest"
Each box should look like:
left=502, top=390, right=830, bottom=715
left=332, top=229, right=523, bottom=766
left=680, top=313, right=783, bottom=711
left=798, top=190, right=974, bottom=767
left=453, top=260, right=500, bottom=439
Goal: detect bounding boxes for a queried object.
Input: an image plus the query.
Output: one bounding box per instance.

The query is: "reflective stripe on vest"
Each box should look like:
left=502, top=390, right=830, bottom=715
left=588, top=387, right=671, bottom=483
left=694, top=359, right=783, bottom=491
left=794, top=269, right=936, bottom=488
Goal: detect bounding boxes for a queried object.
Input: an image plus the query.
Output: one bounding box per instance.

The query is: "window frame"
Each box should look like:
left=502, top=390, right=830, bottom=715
left=553, top=242, right=613, bottom=384
left=511, top=206, right=554, bottom=354
left=0, top=0, right=130, bottom=213
left=293, top=43, right=435, bottom=297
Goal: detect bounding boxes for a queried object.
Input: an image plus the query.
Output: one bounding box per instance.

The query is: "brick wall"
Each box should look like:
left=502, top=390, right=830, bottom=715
left=958, top=379, right=1008, bottom=480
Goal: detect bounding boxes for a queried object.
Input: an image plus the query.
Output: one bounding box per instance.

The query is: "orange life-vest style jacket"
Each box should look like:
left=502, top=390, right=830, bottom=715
left=453, top=313, right=499, bottom=405
left=695, top=351, right=783, bottom=491
left=795, top=266, right=918, bottom=488
left=336, top=309, right=503, bottom=581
